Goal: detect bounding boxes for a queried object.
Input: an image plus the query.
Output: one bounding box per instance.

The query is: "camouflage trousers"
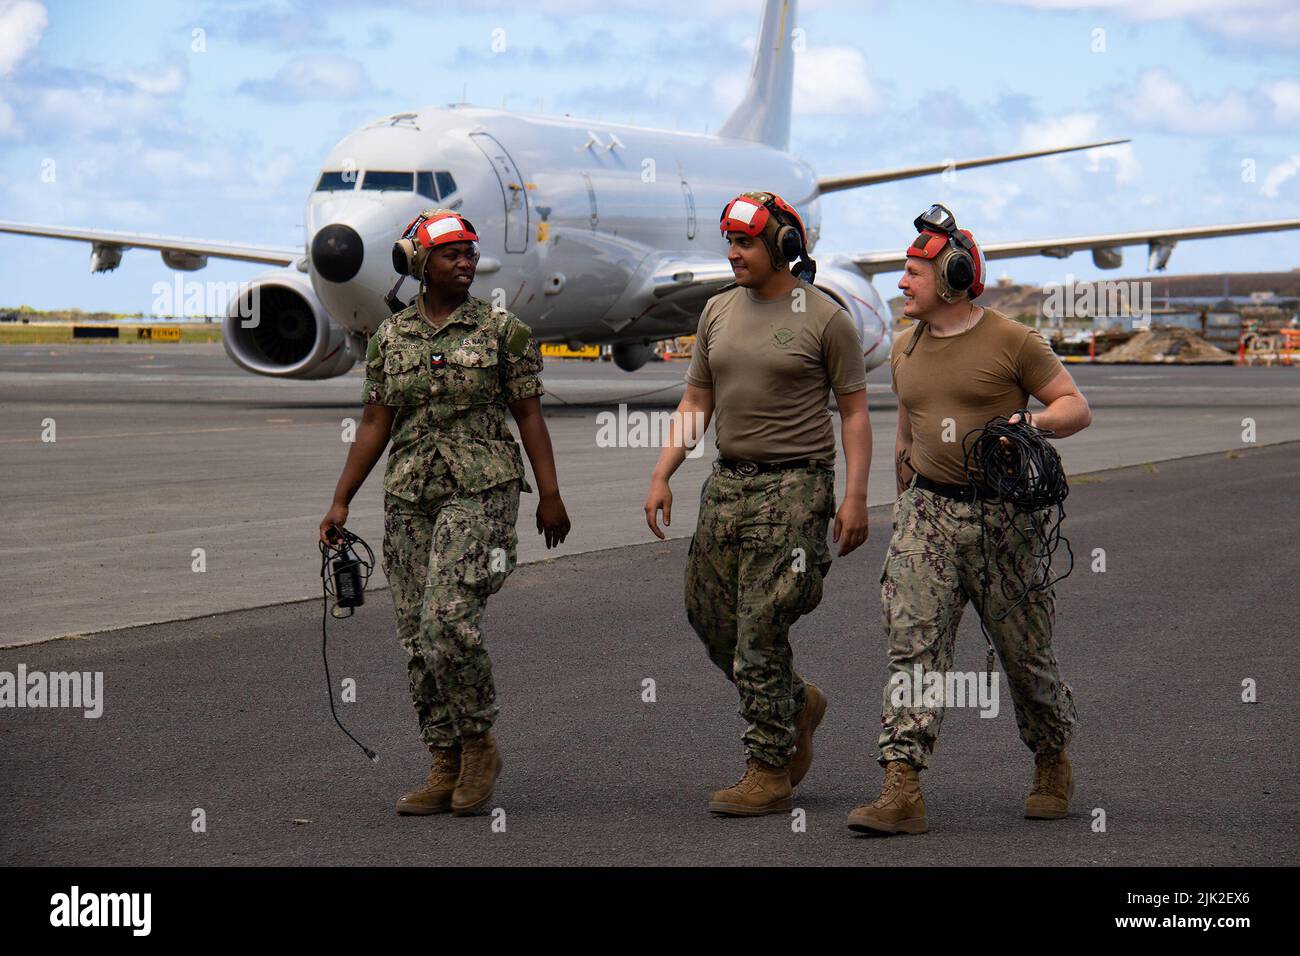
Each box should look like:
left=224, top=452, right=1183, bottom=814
left=877, top=475, right=1077, bottom=769
left=382, top=478, right=520, bottom=750
left=686, top=463, right=834, bottom=768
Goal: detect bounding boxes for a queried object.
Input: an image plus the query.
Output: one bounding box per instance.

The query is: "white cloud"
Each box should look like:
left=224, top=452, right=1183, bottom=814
left=238, top=55, right=374, bottom=101
left=1117, top=69, right=1255, bottom=135
left=926, top=179, right=1024, bottom=230
left=1263, top=80, right=1300, bottom=124
left=794, top=46, right=880, bottom=115
left=0, top=97, right=17, bottom=137
left=136, top=146, right=224, bottom=184
left=715, top=39, right=880, bottom=117
left=1261, top=155, right=1300, bottom=198
left=964, top=181, right=1024, bottom=227
left=35, top=85, right=174, bottom=134
left=125, top=64, right=186, bottom=96
left=1020, top=112, right=1141, bottom=186
left=0, top=0, right=46, bottom=75
left=986, top=0, right=1300, bottom=49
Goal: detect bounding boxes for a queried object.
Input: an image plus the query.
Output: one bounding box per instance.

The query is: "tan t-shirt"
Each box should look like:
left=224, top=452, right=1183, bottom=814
left=685, top=280, right=867, bottom=464
left=890, top=307, right=1065, bottom=486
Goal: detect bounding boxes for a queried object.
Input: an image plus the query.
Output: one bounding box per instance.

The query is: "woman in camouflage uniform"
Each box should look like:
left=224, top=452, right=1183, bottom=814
left=321, top=208, right=570, bottom=817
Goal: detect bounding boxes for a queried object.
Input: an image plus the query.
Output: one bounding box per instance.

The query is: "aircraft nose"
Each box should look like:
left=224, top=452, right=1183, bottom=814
left=311, top=223, right=364, bottom=283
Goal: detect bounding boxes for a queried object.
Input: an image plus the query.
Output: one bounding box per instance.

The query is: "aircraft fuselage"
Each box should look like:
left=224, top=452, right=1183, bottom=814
left=306, top=105, right=822, bottom=345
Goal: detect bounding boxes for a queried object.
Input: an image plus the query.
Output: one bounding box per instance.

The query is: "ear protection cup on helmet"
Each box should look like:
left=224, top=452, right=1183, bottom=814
left=391, top=212, right=429, bottom=278
left=775, top=223, right=803, bottom=264
left=944, top=248, right=975, bottom=292
left=391, top=238, right=419, bottom=277
left=928, top=246, right=975, bottom=303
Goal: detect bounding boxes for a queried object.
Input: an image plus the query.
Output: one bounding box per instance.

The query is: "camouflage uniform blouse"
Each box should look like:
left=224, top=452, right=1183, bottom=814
left=363, top=294, right=544, bottom=503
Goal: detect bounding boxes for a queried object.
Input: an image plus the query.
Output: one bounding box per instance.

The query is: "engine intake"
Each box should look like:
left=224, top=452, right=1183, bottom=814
left=223, top=269, right=357, bottom=379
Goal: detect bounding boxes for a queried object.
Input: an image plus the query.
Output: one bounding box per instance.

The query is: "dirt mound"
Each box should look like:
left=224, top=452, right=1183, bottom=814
left=1096, top=325, right=1234, bottom=364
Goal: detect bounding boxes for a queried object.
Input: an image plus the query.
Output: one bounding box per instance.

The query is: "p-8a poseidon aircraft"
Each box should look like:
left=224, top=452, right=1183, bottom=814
left=4, top=0, right=1299, bottom=378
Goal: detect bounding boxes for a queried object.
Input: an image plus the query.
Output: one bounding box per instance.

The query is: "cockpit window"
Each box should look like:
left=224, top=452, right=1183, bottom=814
left=416, top=172, right=437, bottom=201
left=362, top=171, right=415, bottom=192
left=338, top=169, right=456, bottom=198
left=414, top=171, right=458, bottom=202
left=315, top=171, right=357, bottom=192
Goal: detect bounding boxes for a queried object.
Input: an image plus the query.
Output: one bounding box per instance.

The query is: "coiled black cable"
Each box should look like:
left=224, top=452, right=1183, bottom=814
left=961, top=410, right=1073, bottom=672
left=319, top=527, right=379, bottom=762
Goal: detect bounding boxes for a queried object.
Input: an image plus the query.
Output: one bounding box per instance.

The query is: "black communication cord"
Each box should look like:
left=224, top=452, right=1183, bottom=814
left=319, top=526, right=379, bottom=762
left=961, top=410, right=1074, bottom=675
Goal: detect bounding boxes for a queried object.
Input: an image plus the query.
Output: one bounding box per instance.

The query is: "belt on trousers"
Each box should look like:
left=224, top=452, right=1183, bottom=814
left=717, top=457, right=824, bottom=477
left=913, top=473, right=994, bottom=503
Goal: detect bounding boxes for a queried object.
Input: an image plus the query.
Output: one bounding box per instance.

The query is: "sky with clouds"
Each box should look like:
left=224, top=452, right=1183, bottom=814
left=1, top=0, right=1298, bottom=312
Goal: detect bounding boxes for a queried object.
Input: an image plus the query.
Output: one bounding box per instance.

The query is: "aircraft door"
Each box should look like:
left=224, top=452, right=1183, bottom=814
left=470, top=132, right=529, bottom=253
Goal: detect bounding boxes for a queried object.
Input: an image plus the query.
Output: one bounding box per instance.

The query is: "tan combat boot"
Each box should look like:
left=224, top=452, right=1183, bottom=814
left=451, top=731, right=503, bottom=816
left=708, top=758, right=793, bottom=816
left=846, top=760, right=928, bottom=835
left=395, top=747, right=460, bottom=815
left=1025, top=750, right=1073, bottom=819
left=788, top=682, right=828, bottom=788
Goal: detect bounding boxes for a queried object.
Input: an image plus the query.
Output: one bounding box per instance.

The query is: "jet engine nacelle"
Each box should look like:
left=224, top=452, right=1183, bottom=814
left=90, top=242, right=122, bottom=273
left=223, top=268, right=359, bottom=379
left=612, top=341, right=656, bottom=372
left=813, top=259, right=893, bottom=371
left=1092, top=247, right=1123, bottom=270
left=161, top=250, right=209, bottom=271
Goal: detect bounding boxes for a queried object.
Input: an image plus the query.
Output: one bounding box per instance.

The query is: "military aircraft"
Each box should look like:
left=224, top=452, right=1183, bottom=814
left=3, top=0, right=1298, bottom=377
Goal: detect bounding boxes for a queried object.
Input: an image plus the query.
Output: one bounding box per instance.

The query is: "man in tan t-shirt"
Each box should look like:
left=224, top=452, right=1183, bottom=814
left=644, top=190, right=872, bottom=816
left=847, top=204, right=1092, bottom=836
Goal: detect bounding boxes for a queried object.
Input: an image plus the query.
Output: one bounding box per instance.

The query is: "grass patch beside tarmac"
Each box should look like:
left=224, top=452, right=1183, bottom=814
left=0, top=324, right=223, bottom=345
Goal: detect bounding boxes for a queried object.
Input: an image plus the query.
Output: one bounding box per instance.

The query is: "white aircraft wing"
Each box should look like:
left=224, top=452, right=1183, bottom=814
left=845, top=218, right=1300, bottom=275
left=817, top=140, right=1130, bottom=194
left=0, top=220, right=301, bottom=271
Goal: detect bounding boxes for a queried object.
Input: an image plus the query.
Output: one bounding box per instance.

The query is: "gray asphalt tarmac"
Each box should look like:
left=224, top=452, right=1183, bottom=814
left=5, top=344, right=1300, bottom=646
left=2, top=441, right=1296, bottom=866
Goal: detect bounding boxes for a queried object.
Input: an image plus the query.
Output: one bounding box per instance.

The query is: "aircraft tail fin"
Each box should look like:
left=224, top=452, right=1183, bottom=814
left=718, top=0, right=796, bottom=151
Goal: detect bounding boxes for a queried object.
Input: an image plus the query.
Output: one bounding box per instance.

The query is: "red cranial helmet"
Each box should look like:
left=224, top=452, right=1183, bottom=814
left=719, top=191, right=812, bottom=277
left=392, top=209, right=478, bottom=278
left=905, top=204, right=985, bottom=302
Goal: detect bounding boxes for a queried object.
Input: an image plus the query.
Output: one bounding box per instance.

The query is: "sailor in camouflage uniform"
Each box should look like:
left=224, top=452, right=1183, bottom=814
left=645, top=192, right=874, bottom=816
left=847, top=205, right=1089, bottom=836
left=322, top=208, right=570, bottom=817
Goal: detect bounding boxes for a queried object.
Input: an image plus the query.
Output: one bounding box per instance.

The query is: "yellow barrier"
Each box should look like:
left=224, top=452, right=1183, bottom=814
left=138, top=326, right=182, bottom=342
left=541, top=343, right=600, bottom=359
